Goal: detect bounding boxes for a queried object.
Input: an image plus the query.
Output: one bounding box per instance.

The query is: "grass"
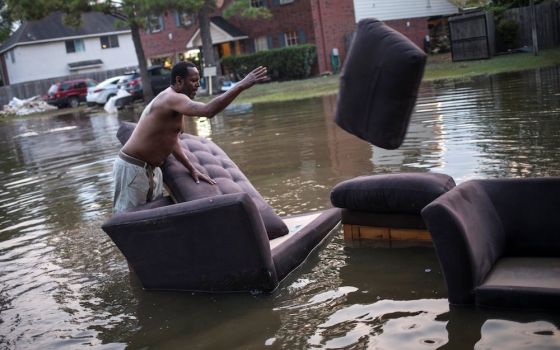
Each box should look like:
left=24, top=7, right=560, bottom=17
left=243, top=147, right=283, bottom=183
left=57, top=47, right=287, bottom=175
left=207, top=47, right=560, bottom=105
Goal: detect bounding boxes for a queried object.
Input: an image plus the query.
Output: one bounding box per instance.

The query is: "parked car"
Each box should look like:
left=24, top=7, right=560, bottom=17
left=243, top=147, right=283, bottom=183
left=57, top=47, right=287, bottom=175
left=220, top=80, right=237, bottom=92
left=86, top=74, right=136, bottom=106
left=123, top=65, right=171, bottom=100
left=46, top=78, right=97, bottom=108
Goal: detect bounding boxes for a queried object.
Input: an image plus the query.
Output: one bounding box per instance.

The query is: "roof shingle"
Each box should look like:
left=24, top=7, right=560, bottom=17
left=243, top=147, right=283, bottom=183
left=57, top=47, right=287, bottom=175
left=0, top=11, right=129, bottom=53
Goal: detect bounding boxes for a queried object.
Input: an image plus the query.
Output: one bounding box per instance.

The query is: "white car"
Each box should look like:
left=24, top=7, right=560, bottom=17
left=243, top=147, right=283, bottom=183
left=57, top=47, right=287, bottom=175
left=86, top=75, right=134, bottom=106
left=220, top=80, right=237, bottom=92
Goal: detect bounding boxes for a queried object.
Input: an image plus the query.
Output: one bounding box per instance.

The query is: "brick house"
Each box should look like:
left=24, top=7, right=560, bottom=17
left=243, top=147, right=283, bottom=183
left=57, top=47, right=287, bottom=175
left=140, top=0, right=458, bottom=76
left=140, top=0, right=355, bottom=75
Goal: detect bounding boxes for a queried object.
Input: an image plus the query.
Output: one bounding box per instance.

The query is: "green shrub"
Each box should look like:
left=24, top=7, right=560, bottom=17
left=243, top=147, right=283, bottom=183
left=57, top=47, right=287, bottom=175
left=497, top=18, right=519, bottom=49
left=221, top=45, right=317, bottom=81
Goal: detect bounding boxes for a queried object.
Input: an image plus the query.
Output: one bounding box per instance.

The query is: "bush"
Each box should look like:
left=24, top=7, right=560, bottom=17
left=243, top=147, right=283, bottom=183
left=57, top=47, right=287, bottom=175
left=221, top=45, right=317, bottom=81
left=497, top=18, right=519, bottom=49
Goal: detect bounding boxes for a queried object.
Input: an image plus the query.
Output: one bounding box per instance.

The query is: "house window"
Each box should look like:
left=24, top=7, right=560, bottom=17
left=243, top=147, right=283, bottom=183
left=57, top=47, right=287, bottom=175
left=176, top=12, right=194, bottom=27
left=254, top=36, right=269, bottom=52
left=284, top=31, right=298, bottom=46
left=9, top=50, right=15, bottom=63
left=251, top=0, right=265, bottom=7
left=100, top=35, right=119, bottom=49
left=147, top=15, right=164, bottom=33
left=65, top=39, right=85, bottom=53
left=279, top=0, right=294, bottom=4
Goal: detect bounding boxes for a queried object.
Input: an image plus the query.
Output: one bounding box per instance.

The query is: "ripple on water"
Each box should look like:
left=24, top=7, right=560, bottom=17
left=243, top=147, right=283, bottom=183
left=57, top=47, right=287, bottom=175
left=476, top=319, right=560, bottom=350
left=307, top=298, right=449, bottom=349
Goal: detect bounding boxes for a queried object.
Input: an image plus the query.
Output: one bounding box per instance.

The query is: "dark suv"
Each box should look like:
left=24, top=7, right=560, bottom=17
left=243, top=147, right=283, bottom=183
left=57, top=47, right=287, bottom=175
left=123, top=65, right=171, bottom=100
left=46, top=78, right=97, bottom=108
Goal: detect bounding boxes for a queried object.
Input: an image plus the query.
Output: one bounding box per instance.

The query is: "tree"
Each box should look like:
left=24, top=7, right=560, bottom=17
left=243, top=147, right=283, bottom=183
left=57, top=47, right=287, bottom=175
left=223, top=0, right=272, bottom=19
left=447, top=0, right=490, bottom=10
left=0, top=0, right=13, bottom=42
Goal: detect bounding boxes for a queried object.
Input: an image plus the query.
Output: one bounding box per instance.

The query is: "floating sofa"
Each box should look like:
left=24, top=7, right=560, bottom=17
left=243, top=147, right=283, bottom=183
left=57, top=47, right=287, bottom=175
left=422, top=178, right=560, bottom=310
left=331, top=172, right=455, bottom=246
left=102, top=122, right=341, bottom=293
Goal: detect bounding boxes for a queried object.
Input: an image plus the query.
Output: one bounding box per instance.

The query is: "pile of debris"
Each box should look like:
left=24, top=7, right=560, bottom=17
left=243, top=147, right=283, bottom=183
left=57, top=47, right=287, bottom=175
left=0, top=96, right=57, bottom=117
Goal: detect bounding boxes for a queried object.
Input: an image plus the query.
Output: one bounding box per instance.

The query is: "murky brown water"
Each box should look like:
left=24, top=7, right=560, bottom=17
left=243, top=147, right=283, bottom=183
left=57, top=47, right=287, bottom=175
left=1, top=66, right=560, bottom=349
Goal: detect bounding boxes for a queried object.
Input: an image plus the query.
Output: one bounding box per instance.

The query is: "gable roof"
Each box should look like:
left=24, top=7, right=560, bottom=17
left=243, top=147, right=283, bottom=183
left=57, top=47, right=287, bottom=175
left=0, top=11, right=130, bottom=54
left=186, top=16, right=248, bottom=49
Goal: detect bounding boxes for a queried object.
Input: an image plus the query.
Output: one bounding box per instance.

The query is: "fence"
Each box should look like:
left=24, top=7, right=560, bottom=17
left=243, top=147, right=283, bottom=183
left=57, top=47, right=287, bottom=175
left=0, top=67, right=136, bottom=107
left=449, top=11, right=495, bottom=61
left=502, top=1, right=560, bottom=50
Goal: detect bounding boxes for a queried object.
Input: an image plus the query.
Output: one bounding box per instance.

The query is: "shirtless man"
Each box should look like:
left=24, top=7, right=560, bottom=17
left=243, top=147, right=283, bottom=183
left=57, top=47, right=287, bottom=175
left=112, top=62, right=268, bottom=213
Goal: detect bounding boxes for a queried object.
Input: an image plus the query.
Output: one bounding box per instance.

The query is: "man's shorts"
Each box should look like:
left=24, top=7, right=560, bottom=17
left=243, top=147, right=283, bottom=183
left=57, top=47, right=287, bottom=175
left=112, top=150, right=163, bottom=214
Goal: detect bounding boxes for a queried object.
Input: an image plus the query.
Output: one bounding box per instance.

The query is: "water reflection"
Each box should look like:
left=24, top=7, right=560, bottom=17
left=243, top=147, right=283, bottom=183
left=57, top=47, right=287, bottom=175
left=308, top=298, right=449, bottom=349
left=1, top=66, right=560, bottom=349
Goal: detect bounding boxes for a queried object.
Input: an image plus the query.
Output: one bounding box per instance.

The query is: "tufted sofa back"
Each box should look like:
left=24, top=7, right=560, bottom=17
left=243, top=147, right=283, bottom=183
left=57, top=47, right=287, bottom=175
left=117, top=122, right=289, bottom=239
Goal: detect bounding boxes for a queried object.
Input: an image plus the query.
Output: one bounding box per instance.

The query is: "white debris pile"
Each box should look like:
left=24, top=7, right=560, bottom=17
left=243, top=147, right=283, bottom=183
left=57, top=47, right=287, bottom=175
left=0, top=96, right=57, bottom=117
left=104, top=88, right=132, bottom=114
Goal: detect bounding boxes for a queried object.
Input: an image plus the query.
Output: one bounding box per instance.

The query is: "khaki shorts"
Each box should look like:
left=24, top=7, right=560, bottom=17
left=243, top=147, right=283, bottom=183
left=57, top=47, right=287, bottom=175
left=112, top=150, right=163, bottom=214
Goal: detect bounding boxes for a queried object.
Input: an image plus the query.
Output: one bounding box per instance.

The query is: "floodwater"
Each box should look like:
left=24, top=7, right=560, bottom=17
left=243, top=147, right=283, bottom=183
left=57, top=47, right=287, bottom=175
left=1, top=66, right=560, bottom=349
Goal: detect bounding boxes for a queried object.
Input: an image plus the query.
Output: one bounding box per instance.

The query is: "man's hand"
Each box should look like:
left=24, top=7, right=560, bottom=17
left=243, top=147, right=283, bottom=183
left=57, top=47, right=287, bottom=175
left=190, top=169, right=216, bottom=185
left=237, top=66, right=268, bottom=90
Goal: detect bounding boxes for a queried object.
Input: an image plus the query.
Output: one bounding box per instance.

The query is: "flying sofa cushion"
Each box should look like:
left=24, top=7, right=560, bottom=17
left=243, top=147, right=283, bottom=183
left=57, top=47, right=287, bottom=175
left=335, top=18, right=427, bottom=150
left=117, top=122, right=289, bottom=239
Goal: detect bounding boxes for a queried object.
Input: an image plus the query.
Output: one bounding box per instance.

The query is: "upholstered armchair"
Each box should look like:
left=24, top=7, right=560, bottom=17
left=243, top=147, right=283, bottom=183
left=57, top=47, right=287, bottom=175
left=422, top=178, right=560, bottom=309
left=102, top=122, right=341, bottom=293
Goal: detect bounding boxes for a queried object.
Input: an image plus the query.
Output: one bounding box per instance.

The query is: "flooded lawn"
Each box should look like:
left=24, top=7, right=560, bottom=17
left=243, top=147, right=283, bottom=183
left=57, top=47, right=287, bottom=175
left=1, top=66, right=560, bottom=349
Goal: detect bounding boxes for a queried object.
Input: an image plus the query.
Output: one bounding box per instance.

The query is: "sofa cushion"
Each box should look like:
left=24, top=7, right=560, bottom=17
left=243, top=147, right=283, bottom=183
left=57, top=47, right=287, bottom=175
left=331, top=172, right=455, bottom=215
left=116, top=122, right=288, bottom=239
left=475, top=257, right=560, bottom=310
left=335, top=18, right=427, bottom=150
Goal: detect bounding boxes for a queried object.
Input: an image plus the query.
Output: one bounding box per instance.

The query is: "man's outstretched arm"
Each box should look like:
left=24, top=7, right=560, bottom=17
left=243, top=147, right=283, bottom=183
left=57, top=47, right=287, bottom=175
left=176, top=66, right=268, bottom=118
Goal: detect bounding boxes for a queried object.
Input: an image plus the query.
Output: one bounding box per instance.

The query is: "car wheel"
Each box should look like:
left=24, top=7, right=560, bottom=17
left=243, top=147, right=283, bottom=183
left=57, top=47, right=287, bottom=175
left=68, top=97, right=80, bottom=108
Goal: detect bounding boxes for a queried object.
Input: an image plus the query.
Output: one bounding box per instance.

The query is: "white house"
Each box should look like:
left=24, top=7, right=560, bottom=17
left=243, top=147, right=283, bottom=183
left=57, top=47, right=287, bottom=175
left=354, top=0, right=459, bottom=22
left=0, top=12, right=138, bottom=85
left=352, top=0, right=459, bottom=49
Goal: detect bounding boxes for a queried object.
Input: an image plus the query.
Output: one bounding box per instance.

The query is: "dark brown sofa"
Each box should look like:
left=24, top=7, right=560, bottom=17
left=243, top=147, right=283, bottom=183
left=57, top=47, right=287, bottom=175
left=102, top=122, right=340, bottom=293
left=422, top=178, right=560, bottom=310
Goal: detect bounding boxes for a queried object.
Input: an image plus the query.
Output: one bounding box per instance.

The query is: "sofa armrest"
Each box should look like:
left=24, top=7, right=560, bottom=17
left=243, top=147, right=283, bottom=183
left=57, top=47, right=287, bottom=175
left=102, top=193, right=279, bottom=293
left=421, top=181, right=506, bottom=305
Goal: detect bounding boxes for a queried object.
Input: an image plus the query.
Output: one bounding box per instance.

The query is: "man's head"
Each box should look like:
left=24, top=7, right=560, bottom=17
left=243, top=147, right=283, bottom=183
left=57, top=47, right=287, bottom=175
left=171, top=61, right=200, bottom=99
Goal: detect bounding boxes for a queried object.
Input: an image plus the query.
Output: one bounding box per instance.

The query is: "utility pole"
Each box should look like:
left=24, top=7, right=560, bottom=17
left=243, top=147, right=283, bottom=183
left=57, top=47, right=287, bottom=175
left=530, top=0, right=539, bottom=56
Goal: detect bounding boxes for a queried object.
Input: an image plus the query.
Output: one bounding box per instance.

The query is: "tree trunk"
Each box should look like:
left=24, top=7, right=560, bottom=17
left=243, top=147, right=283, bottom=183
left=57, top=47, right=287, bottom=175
left=198, top=1, right=217, bottom=93
left=130, top=20, right=154, bottom=102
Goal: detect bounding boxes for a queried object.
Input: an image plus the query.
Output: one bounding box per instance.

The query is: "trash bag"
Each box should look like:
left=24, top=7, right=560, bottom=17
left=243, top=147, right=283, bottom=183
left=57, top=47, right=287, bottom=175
left=104, top=88, right=131, bottom=114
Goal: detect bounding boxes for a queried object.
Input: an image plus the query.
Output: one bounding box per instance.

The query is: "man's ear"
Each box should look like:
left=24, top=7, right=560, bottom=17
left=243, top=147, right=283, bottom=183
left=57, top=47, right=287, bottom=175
left=174, top=76, right=183, bottom=85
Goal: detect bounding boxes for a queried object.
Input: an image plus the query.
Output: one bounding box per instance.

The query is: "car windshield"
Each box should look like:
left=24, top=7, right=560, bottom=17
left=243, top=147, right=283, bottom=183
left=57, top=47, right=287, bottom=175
left=119, top=74, right=136, bottom=84
left=97, top=77, right=123, bottom=88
